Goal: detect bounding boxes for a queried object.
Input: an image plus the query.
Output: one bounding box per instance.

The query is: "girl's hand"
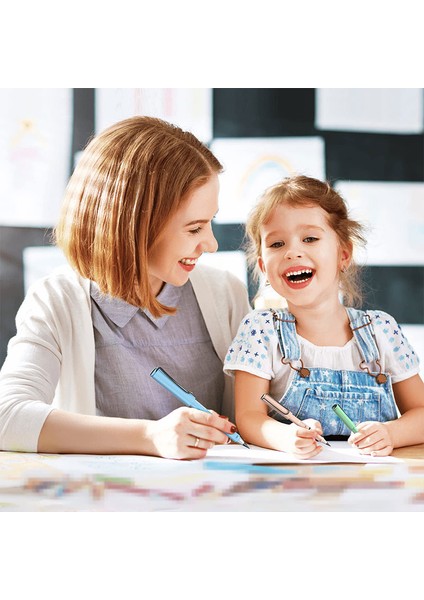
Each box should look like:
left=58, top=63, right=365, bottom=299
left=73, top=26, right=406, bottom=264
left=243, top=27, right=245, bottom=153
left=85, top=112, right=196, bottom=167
left=284, top=418, right=323, bottom=459
left=144, top=407, right=236, bottom=459
left=348, top=421, right=394, bottom=457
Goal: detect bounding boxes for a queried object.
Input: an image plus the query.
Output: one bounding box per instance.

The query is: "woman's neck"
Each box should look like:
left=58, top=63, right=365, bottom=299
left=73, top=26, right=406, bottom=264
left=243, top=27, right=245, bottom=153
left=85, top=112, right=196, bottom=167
left=288, top=301, right=352, bottom=347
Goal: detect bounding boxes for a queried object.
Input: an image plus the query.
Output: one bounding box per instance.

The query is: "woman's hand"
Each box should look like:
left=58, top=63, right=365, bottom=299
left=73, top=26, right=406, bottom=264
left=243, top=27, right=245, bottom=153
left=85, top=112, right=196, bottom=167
left=283, top=418, right=323, bottom=459
left=348, top=421, right=394, bottom=456
left=143, top=407, right=237, bottom=459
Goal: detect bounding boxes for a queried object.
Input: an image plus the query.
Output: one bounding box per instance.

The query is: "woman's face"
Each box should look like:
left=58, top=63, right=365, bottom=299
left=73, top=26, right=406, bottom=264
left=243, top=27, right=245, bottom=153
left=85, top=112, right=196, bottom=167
left=148, top=174, right=219, bottom=296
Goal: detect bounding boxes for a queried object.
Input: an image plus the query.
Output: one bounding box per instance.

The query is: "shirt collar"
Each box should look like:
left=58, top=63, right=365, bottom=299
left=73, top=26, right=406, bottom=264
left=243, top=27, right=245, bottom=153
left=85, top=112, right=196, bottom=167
left=90, top=281, right=184, bottom=329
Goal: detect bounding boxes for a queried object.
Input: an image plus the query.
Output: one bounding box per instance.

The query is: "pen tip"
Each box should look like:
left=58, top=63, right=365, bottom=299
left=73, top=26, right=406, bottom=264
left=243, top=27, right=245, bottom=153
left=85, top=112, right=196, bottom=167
left=243, top=443, right=250, bottom=449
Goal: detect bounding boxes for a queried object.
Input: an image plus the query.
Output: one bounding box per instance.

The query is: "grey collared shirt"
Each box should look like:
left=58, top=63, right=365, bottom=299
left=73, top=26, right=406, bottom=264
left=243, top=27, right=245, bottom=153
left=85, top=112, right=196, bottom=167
left=90, top=280, right=224, bottom=420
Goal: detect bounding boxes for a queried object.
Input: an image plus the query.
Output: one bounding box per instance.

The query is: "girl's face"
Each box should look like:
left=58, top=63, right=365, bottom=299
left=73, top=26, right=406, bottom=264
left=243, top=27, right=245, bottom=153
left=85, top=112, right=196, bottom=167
left=148, top=174, right=219, bottom=296
left=258, top=203, right=351, bottom=311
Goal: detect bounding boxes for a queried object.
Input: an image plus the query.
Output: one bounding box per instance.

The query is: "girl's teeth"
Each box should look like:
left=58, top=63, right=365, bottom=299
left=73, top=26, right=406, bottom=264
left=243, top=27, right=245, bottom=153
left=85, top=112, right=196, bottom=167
left=287, top=269, right=312, bottom=276
left=286, top=269, right=313, bottom=283
left=180, top=259, right=197, bottom=265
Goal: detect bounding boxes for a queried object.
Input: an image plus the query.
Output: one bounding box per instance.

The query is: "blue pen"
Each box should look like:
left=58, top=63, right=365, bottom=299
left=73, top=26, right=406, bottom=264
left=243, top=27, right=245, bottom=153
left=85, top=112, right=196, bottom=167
left=150, top=367, right=250, bottom=448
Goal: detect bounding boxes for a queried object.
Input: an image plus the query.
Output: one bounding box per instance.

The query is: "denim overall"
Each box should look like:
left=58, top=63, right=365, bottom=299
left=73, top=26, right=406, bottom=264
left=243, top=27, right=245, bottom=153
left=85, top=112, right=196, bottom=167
left=270, top=308, right=398, bottom=437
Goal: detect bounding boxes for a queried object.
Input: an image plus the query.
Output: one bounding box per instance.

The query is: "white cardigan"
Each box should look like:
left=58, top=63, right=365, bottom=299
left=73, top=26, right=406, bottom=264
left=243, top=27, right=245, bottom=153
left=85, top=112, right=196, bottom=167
left=0, top=264, right=250, bottom=451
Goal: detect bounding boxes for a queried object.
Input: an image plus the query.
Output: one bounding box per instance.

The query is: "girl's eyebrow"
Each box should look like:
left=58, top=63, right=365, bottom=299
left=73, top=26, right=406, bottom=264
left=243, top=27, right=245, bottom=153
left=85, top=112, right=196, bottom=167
left=301, top=224, right=325, bottom=232
left=264, top=224, right=325, bottom=240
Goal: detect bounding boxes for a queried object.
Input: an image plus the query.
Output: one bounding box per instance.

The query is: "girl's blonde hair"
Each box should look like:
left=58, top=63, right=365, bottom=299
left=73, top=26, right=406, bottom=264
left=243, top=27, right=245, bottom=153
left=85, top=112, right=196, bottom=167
left=55, top=116, right=222, bottom=317
left=245, top=175, right=367, bottom=307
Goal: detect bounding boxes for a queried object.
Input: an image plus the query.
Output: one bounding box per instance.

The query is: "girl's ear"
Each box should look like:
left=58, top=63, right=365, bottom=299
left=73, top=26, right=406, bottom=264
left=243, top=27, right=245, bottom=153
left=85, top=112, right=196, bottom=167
left=258, top=256, right=266, bottom=275
left=340, top=242, right=352, bottom=270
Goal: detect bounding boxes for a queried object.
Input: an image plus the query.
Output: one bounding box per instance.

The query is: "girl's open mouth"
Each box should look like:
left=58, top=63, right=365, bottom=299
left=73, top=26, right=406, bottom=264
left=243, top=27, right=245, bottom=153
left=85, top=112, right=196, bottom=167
left=283, top=267, right=314, bottom=289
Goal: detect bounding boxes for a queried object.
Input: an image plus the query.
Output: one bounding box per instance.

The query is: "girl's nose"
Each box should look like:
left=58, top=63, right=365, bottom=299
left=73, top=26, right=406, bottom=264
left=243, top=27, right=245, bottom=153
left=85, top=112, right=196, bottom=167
left=284, top=246, right=303, bottom=259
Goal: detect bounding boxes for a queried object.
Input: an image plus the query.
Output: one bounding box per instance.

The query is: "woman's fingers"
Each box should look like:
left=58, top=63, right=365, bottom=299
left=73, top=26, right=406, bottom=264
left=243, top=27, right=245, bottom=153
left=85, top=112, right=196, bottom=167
left=187, top=408, right=237, bottom=445
left=187, top=433, right=215, bottom=451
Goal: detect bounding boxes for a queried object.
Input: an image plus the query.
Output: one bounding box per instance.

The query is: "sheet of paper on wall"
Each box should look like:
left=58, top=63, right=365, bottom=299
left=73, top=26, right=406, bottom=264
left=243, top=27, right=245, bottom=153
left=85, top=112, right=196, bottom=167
left=336, top=181, right=424, bottom=266
left=0, top=89, right=72, bottom=227
left=210, top=137, right=325, bottom=224
left=95, top=88, right=213, bottom=143
left=23, top=246, right=67, bottom=292
left=205, top=442, right=402, bottom=464
left=315, top=88, right=424, bottom=134
left=198, top=250, right=248, bottom=286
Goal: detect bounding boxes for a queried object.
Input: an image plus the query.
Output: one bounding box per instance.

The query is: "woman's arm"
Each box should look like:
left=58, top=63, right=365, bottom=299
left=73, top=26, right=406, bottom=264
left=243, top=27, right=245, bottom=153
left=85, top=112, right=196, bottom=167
left=38, top=406, right=236, bottom=459
left=234, top=370, right=322, bottom=457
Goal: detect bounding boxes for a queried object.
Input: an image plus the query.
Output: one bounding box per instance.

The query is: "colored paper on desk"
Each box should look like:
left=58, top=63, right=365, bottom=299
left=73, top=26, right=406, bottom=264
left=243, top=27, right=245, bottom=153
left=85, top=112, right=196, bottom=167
left=205, top=441, right=402, bottom=464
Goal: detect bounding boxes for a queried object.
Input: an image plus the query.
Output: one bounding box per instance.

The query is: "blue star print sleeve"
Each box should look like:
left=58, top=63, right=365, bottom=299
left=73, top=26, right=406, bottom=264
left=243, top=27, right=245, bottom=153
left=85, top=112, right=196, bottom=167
left=224, top=310, right=276, bottom=379
left=371, top=310, right=420, bottom=383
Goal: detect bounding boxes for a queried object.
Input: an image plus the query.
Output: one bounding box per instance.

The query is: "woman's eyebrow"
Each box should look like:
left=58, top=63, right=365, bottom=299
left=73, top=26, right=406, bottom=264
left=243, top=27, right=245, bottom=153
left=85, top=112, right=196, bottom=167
left=184, top=219, right=210, bottom=226
left=184, top=212, right=218, bottom=227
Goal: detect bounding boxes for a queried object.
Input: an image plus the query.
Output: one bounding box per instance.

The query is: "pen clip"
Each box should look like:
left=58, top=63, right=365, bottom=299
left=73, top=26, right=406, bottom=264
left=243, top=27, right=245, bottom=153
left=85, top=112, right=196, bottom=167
left=151, top=367, right=191, bottom=394
left=260, top=394, right=290, bottom=416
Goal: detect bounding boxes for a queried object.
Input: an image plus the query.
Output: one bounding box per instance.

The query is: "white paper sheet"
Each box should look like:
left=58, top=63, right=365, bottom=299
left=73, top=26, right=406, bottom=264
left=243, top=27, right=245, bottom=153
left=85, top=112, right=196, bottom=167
left=337, top=180, right=424, bottom=266
left=316, top=88, right=424, bottom=134
left=0, top=88, right=72, bottom=227
left=95, top=88, right=213, bottom=142
left=205, top=441, right=401, bottom=464
left=210, top=136, right=325, bottom=224
left=198, top=250, right=248, bottom=286
left=23, top=246, right=67, bottom=291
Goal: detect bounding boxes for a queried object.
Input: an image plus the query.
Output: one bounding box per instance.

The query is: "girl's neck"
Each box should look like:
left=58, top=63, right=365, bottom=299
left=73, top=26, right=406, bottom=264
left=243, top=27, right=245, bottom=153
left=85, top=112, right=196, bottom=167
left=288, top=302, right=352, bottom=347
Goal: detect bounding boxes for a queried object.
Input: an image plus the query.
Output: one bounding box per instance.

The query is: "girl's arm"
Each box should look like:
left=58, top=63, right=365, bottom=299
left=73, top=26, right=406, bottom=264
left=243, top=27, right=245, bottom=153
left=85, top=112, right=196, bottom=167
left=234, top=370, right=322, bottom=458
left=350, top=374, right=424, bottom=454
left=387, top=374, right=424, bottom=446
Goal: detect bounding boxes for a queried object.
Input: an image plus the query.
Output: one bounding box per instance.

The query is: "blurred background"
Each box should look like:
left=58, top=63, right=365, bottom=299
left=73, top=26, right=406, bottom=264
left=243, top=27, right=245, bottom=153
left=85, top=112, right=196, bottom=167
left=0, top=87, right=423, bottom=372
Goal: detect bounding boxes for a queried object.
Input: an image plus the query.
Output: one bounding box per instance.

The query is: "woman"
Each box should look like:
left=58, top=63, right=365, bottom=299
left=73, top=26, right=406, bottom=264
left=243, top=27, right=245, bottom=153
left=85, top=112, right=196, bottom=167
left=0, top=116, right=250, bottom=459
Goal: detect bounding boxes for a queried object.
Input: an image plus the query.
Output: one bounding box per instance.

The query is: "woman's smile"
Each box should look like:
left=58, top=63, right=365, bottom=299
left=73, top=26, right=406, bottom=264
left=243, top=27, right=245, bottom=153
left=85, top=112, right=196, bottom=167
left=179, top=257, right=199, bottom=272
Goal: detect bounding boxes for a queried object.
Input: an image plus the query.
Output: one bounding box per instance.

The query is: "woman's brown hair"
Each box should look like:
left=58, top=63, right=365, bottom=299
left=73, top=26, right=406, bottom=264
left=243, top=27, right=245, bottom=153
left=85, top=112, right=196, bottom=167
left=54, top=116, right=222, bottom=317
left=245, top=175, right=367, bottom=307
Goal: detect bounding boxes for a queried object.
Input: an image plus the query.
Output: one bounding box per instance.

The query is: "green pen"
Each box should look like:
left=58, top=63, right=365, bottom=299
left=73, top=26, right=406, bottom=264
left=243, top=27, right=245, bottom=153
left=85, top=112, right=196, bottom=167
left=332, top=404, right=358, bottom=433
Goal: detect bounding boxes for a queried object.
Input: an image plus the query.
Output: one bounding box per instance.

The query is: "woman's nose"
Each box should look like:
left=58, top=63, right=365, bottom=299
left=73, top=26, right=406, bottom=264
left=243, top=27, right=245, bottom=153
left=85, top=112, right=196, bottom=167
left=201, top=228, right=218, bottom=254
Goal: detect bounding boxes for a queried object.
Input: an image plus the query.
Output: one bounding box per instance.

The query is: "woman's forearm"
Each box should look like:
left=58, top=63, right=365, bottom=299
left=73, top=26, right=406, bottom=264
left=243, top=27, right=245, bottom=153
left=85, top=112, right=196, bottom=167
left=37, top=409, right=154, bottom=455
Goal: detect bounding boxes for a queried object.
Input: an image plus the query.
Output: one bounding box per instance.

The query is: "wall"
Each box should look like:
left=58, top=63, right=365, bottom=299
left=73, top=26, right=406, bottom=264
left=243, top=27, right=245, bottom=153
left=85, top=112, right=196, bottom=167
left=0, top=88, right=423, bottom=368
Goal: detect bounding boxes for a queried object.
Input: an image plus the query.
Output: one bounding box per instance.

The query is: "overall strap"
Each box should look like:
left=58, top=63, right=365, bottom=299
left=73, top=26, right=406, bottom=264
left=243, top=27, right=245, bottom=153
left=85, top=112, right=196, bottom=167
left=270, top=308, right=301, bottom=361
left=346, top=307, right=381, bottom=363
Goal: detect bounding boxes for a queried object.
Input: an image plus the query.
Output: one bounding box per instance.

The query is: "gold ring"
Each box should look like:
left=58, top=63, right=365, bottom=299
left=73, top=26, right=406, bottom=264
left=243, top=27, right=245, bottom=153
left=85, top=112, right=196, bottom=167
left=194, top=436, right=200, bottom=448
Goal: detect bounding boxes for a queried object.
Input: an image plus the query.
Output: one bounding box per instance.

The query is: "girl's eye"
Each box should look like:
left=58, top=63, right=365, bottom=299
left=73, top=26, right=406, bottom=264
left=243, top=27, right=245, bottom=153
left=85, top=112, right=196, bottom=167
left=303, top=236, right=318, bottom=243
left=189, top=227, right=202, bottom=235
left=270, top=241, right=284, bottom=248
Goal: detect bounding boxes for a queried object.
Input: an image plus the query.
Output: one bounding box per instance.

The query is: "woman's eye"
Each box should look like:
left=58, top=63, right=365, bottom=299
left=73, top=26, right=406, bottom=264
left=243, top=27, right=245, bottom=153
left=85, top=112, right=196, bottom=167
left=270, top=241, right=284, bottom=248
left=189, top=227, right=202, bottom=235
left=303, top=236, right=318, bottom=243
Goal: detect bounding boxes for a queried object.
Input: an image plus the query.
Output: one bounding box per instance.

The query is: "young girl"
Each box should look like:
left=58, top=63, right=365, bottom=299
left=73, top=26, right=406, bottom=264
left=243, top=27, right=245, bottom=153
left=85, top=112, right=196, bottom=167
left=0, top=116, right=250, bottom=459
left=225, top=175, right=424, bottom=458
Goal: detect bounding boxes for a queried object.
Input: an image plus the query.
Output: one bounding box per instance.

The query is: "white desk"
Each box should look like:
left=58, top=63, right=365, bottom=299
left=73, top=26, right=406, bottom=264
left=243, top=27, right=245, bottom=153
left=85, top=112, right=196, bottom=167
left=1, top=444, right=424, bottom=511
